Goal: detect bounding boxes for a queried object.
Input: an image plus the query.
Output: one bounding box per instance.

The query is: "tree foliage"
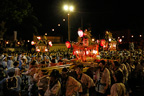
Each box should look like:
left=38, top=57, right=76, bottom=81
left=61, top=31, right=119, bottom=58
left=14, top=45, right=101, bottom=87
left=0, top=0, right=41, bottom=40
left=0, top=0, right=32, bottom=23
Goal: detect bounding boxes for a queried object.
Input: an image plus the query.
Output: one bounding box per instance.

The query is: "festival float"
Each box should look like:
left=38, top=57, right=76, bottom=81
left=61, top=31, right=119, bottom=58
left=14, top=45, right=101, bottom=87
left=71, top=29, right=99, bottom=62
left=32, top=35, right=52, bottom=52
left=100, top=31, right=117, bottom=51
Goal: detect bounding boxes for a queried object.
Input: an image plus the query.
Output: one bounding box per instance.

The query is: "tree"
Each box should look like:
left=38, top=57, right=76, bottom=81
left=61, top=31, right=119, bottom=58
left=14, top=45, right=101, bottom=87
left=0, top=0, right=41, bottom=40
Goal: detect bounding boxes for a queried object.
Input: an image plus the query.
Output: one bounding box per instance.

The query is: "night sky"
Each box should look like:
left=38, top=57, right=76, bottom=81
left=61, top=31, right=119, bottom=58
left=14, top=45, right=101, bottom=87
left=29, top=0, right=144, bottom=41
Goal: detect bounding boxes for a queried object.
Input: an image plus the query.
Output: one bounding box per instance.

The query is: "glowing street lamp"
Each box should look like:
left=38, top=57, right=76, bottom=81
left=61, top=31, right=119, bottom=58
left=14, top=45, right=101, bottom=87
left=63, top=5, right=74, bottom=41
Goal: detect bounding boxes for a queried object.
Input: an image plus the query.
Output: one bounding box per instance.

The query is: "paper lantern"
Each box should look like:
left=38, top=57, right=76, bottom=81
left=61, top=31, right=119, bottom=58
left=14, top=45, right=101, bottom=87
left=78, top=30, right=84, bottom=37
left=100, top=39, right=105, bottom=46
left=49, top=41, right=52, bottom=47
left=37, top=36, right=41, bottom=40
left=65, top=41, right=71, bottom=48
left=31, top=41, right=35, bottom=45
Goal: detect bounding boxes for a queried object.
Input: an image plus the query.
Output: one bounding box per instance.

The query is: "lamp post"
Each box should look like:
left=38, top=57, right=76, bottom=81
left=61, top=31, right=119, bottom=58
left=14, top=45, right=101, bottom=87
left=63, top=5, right=74, bottom=41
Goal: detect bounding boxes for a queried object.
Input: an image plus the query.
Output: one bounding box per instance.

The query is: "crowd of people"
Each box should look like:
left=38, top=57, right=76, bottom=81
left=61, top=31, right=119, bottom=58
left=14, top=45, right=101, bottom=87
left=0, top=49, right=144, bottom=96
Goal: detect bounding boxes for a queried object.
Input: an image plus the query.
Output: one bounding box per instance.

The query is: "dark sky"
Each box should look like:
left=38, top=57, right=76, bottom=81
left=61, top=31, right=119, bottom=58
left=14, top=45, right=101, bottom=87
left=30, top=0, right=144, bottom=41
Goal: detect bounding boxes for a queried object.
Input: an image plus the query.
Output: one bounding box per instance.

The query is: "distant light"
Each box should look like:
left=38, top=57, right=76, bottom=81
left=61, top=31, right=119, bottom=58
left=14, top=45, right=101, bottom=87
left=27, top=40, right=30, bottom=42
left=63, top=19, right=65, bottom=21
left=58, top=24, right=60, bottom=26
left=45, top=33, right=47, bottom=35
left=140, top=35, right=142, bottom=37
left=131, top=35, right=134, bottom=38
left=17, top=42, right=20, bottom=45
left=92, top=38, right=95, bottom=42
left=68, top=13, right=69, bottom=15
left=52, top=29, right=54, bottom=31
left=122, top=36, right=124, bottom=38
left=118, top=37, right=120, bottom=39
left=6, top=41, right=9, bottom=44
left=31, top=41, right=35, bottom=45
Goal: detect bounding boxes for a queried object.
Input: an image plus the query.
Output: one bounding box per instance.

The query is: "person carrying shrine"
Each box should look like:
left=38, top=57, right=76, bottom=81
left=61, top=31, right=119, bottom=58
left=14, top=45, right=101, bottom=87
left=75, top=64, right=95, bottom=96
left=60, top=68, right=82, bottom=96
left=95, top=60, right=111, bottom=96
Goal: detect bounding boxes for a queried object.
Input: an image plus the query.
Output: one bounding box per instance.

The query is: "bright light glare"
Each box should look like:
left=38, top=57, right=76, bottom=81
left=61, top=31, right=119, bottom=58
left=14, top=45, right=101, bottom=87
left=64, top=5, right=68, bottom=11
left=69, top=6, right=74, bottom=11
left=64, top=5, right=74, bottom=11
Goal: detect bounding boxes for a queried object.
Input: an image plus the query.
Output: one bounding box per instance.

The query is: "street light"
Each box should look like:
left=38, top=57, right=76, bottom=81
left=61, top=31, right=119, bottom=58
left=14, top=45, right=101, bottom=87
left=63, top=5, right=74, bottom=41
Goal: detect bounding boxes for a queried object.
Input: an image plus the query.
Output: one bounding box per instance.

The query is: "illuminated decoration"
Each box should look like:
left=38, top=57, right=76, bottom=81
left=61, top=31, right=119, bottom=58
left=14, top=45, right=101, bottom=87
left=45, top=49, right=48, bottom=52
left=140, top=35, right=142, bottom=37
left=109, top=41, right=117, bottom=51
left=92, top=38, right=95, bottom=42
left=17, top=42, right=20, bottom=45
left=36, top=49, right=40, bottom=52
left=27, top=40, right=30, bottom=42
left=119, top=39, right=122, bottom=43
left=72, top=29, right=99, bottom=62
left=6, top=41, right=9, bottom=44
left=34, top=35, right=53, bottom=52
left=109, top=38, right=111, bottom=42
left=78, top=30, right=84, bottom=37
left=63, top=19, right=65, bottom=21
left=37, top=36, right=41, bottom=40
left=45, top=33, right=47, bottom=35
left=100, top=39, right=105, bottom=46
left=31, top=41, right=35, bottom=45
left=58, top=24, right=60, bottom=26
left=48, top=41, right=52, bottom=47
left=65, top=41, right=71, bottom=48
left=96, top=40, right=100, bottom=43
left=103, top=31, right=117, bottom=51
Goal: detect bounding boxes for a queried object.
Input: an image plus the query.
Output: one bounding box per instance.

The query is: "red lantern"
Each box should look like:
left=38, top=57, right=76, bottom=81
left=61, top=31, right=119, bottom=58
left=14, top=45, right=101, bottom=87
left=31, top=41, right=35, bottom=45
left=49, top=41, right=52, bottom=47
left=100, top=39, right=105, bottom=46
left=37, top=36, right=41, bottom=40
left=65, top=41, right=71, bottom=48
left=78, top=30, right=84, bottom=37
